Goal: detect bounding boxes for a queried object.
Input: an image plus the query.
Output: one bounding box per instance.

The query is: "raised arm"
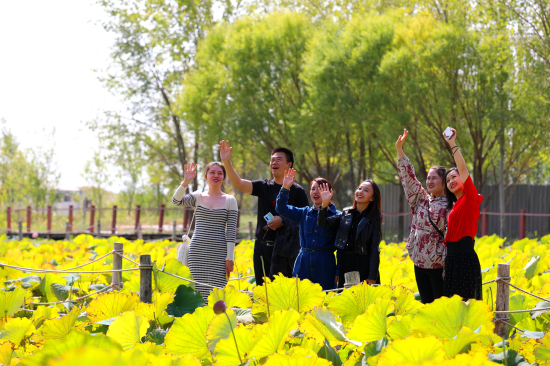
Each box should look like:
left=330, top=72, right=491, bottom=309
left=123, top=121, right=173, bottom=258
left=443, top=127, right=469, bottom=183
left=172, top=162, right=198, bottom=207
left=219, top=140, right=253, bottom=195
left=225, top=196, right=238, bottom=261
left=318, top=183, right=342, bottom=229
left=275, top=169, right=306, bottom=225
left=395, top=129, right=428, bottom=210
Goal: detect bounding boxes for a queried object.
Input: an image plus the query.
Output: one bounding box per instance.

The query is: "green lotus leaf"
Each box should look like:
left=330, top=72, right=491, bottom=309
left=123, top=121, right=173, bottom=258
left=347, top=297, right=394, bottom=343
left=166, top=285, right=204, bottom=318
left=326, top=283, right=393, bottom=326
left=164, top=306, right=215, bottom=358
left=264, top=353, right=332, bottom=366
left=410, top=295, right=493, bottom=339
left=0, top=341, right=13, bottom=366
left=50, top=283, right=86, bottom=301
left=4, top=275, right=41, bottom=289
left=252, top=275, right=325, bottom=317
left=377, top=335, right=445, bottom=365
left=300, top=306, right=360, bottom=347
left=106, top=311, right=149, bottom=350
left=0, top=287, right=30, bottom=318
left=364, top=337, right=388, bottom=359
left=154, top=259, right=194, bottom=293
left=387, top=315, right=413, bottom=341
left=0, top=317, right=35, bottom=347
left=146, top=328, right=167, bottom=345
left=85, top=292, right=139, bottom=323
left=524, top=256, right=540, bottom=279
left=509, top=294, right=534, bottom=326
left=38, top=273, right=65, bottom=302
left=249, top=309, right=300, bottom=359
left=42, top=306, right=81, bottom=340
left=487, top=349, right=527, bottom=366
left=206, top=309, right=236, bottom=352
left=317, top=339, right=342, bottom=366
left=215, top=324, right=258, bottom=366
left=208, top=285, right=252, bottom=309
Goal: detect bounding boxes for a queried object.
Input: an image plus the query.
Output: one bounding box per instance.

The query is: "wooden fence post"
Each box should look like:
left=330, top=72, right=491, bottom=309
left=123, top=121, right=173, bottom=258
left=481, top=208, right=488, bottom=237
left=344, top=271, right=361, bottom=289
left=137, top=223, right=143, bottom=240
left=68, top=205, right=73, bottom=232
left=47, top=206, right=52, bottom=234
left=519, top=209, right=526, bottom=239
left=111, top=206, right=117, bottom=234
left=112, top=242, right=124, bottom=290
left=134, top=205, right=141, bottom=234
left=18, top=220, right=22, bottom=240
left=172, top=220, right=176, bottom=241
left=495, top=263, right=511, bottom=338
left=6, top=207, right=11, bottom=234
left=26, top=206, right=31, bottom=232
left=248, top=221, right=253, bottom=240
left=97, top=220, right=101, bottom=238
left=65, top=221, right=70, bottom=241
left=89, top=205, right=96, bottom=233
left=158, top=204, right=165, bottom=233
left=139, top=255, right=153, bottom=303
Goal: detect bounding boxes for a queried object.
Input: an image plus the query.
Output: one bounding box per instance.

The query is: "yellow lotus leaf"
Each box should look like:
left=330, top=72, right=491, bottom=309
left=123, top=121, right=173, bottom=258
left=347, top=297, right=394, bottom=343
left=443, top=327, right=488, bottom=359
left=411, top=295, right=493, bottom=339
left=392, top=286, right=423, bottom=316
left=132, top=341, right=164, bottom=355
left=31, top=306, right=56, bottom=323
left=0, top=318, right=35, bottom=347
left=252, top=275, right=324, bottom=316
left=300, top=306, right=358, bottom=347
left=534, top=331, right=550, bottom=360
left=249, top=309, right=300, bottom=359
left=215, top=324, right=259, bottom=366
left=0, top=288, right=30, bottom=318
left=134, top=292, right=174, bottom=322
left=326, top=283, right=393, bottom=325
left=287, top=346, right=318, bottom=357
left=342, top=349, right=363, bottom=366
left=206, top=309, right=237, bottom=352
left=446, top=350, right=496, bottom=365
left=37, top=273, right=65, bottom=303
left=264, top=353, right=331, bottom=366
left=38, top=346, right=118, bottom=366
left=106, top=311, right=149, bottom=350
left=85, top=292, right=139, bottom=322
left=154, top=259, right=193, bottom=293
left=208, top=286, right=252, bottom=309
left=387, top=314, right=413, bottom=340
left=0, top=341, right=13, bottom=366
left=41, top=306, right=81, bottom=340
left=148, top=354, right=202, bottom=366
left=377, top=336, right=445, bottom=365
left=164, top=306, right=215, bottom=358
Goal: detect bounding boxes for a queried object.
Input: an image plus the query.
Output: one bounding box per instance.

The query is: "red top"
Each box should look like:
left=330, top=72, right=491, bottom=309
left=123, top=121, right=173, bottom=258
left=445, top=175, right=483, bottom=244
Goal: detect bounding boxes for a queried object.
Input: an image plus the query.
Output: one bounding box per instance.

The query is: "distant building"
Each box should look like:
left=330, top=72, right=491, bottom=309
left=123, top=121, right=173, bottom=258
left=52, top=189, right=84, bottom=210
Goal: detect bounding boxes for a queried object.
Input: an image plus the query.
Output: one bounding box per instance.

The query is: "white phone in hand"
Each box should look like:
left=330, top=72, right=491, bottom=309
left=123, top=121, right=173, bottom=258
left=443, top=127, right=454, bottom=139
left=264, top=212, right=275, bottom=223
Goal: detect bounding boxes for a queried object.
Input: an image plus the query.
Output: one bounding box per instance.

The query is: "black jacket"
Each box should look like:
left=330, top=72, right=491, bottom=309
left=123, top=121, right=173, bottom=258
left=318, top=207, right=382, bottom=280
left=273, top=218, right=301, bottom=258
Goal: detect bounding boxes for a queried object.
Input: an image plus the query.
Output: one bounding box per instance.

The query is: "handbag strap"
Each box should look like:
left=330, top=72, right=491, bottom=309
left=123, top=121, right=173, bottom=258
left=427, top=210, right=445, bottom=239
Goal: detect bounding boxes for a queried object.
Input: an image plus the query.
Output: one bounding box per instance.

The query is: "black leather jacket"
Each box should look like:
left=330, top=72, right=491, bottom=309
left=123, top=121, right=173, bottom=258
left=318, top=207, right=382, bottom=279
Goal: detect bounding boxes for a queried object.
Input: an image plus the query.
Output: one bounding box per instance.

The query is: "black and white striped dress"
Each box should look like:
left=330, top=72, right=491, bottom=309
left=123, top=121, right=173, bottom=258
left=172, top=186, right=238, bottom=300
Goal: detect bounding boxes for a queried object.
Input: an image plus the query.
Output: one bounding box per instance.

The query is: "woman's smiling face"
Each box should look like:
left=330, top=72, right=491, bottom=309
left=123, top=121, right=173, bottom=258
left=446, top=170, right=464, bottom=195
left=205, top=165, right=225, bottom=187
left=310, top=181, right=323, bottom=206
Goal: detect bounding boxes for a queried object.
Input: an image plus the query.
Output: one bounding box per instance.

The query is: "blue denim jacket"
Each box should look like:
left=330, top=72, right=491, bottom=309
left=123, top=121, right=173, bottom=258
left=276, top=188, right=339, bottom=290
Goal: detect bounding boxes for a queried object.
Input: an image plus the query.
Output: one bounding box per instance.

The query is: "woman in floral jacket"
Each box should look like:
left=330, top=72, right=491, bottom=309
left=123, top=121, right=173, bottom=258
left=396, top=129, right=448, bottom=303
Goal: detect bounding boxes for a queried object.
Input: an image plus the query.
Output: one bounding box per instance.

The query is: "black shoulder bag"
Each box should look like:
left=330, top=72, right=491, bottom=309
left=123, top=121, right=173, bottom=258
left=427, top=210, right=445, bottom=238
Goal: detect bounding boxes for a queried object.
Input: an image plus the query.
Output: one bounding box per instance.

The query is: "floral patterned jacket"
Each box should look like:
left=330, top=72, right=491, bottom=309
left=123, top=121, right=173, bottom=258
left=397, top=156, right=447, bottom=269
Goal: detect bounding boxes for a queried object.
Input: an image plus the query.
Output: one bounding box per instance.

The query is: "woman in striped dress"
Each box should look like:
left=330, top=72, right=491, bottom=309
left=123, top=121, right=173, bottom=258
left=172, top=162, right=238, bottom=300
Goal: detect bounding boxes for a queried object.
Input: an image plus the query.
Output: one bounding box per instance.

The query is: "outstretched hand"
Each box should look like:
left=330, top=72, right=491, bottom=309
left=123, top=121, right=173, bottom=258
left=395, top=128, right=408, bottom=150
left=283, top=168, right=296, bottom=189
left=319, top=183, right=333, bottom=208
left=219, top=140, right=232, bottom=162
left=442, top=127, right=457, bottom=146
left=182, top=162, right=198, bottom=185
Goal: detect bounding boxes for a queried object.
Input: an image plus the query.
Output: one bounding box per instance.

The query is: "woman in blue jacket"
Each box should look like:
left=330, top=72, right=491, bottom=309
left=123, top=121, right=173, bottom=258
left=275, top=168, right=339, bottom=290
left=318, top=179, right=383, bottom=288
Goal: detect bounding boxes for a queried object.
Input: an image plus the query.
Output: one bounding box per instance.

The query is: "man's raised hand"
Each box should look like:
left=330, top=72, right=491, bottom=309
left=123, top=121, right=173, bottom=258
left=219, top=140, right=232, bottom=162
left=283, top=168, right=296, bottom=189
left=320, top=183, right=333, bottom=208
left=181, top=162, right=198, bottom=186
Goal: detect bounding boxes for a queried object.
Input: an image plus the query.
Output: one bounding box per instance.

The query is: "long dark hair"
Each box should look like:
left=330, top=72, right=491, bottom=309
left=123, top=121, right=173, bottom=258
left=444, top=167, right=458, bottom=211
left=352, top=179, right=383, bottom=223
left=429, top=166, right=447, bottom=185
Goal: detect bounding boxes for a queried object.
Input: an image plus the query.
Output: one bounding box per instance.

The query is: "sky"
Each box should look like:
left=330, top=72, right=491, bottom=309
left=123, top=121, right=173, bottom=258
left=0, top=1, right=123, bottom=191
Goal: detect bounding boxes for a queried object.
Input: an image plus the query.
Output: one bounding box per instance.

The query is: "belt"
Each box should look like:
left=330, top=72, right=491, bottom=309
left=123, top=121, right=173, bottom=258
left=302, top=247, right=333, bottom=253
left=256, top=240, right=275, bottom=246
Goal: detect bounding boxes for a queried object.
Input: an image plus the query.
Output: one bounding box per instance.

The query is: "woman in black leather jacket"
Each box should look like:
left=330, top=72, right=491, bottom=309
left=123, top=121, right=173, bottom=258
left=318, top=179, right=383, bottom=288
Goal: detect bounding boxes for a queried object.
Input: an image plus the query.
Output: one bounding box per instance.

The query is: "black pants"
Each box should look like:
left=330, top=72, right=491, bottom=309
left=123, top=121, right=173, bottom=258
left=414, top=265, right=444, bottom=304
left=253, top=240, right=274, bottom=286
left=270, top=252, right=298, bottom=279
